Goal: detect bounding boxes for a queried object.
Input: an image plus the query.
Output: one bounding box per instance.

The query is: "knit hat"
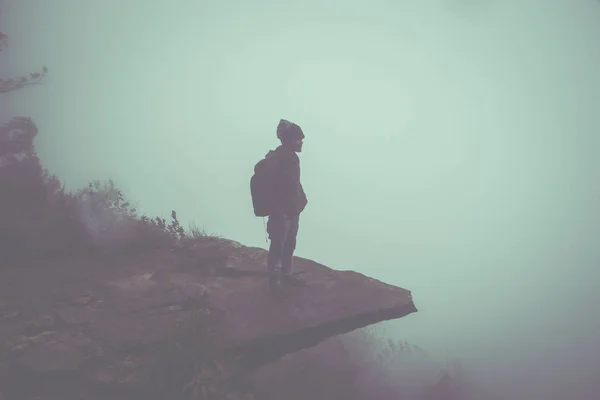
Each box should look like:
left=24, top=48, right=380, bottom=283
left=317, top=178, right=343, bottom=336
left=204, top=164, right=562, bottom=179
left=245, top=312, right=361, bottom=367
left=276, top=119, right=304, bottom=142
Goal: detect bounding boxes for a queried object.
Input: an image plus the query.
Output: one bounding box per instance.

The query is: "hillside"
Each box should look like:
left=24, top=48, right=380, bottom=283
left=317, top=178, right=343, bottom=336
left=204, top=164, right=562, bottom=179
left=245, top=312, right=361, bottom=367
left=0, top=117, right=420, bottom=399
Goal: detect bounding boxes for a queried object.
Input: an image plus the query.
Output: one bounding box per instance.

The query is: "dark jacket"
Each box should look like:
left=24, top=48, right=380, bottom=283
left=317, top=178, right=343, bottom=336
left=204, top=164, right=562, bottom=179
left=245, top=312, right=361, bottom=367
left=265, top=145, right=307, bottom=217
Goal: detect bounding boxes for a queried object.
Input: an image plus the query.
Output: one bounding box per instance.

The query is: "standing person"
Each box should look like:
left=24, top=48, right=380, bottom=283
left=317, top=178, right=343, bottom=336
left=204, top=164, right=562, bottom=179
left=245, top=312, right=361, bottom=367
left=250, top=119, right=308, bottom=294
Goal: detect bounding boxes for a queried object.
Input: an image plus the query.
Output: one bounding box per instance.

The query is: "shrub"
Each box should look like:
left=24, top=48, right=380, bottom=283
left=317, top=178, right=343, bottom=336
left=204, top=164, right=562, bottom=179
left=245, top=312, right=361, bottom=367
left=0, top=159, right=202, bottom=263
left=252, top=327, right=497, bottom=400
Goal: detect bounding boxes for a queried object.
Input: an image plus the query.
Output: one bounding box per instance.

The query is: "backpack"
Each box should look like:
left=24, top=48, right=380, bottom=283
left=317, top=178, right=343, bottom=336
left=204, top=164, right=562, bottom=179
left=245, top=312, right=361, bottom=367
left=250, top=151, right=279, bottom=217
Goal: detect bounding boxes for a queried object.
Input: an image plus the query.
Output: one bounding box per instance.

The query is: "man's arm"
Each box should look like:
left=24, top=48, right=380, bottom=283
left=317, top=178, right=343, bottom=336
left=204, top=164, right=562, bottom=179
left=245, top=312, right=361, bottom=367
left=275, top=159, right=301, bottom=217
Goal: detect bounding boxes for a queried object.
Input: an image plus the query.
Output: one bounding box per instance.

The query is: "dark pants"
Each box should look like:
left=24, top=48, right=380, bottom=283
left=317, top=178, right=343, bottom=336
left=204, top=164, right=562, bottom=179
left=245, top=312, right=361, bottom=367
left=267, top=213, right=299, bottom=280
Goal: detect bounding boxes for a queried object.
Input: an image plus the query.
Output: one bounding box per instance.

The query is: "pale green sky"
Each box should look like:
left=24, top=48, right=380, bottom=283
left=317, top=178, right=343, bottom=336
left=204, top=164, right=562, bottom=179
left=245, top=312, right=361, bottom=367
left=2, top=0, right=600, bottom=398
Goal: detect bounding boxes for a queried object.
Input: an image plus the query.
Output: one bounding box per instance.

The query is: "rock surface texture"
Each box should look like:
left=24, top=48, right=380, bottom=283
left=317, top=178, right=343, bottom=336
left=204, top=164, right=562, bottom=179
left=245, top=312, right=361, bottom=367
left=0, top=238, right=416, bottom=399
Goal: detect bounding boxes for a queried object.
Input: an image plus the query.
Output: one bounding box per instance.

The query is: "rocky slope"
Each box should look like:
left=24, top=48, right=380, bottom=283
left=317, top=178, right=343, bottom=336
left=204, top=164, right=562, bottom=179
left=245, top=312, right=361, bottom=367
left=0, top=240, right=416, bottom=399
left=0, top=116, right=417, bottom=399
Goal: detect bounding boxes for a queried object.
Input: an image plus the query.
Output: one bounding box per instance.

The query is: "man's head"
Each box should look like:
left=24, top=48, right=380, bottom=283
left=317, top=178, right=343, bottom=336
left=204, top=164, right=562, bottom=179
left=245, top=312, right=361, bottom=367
left=277, top=119, right=304, bottom=152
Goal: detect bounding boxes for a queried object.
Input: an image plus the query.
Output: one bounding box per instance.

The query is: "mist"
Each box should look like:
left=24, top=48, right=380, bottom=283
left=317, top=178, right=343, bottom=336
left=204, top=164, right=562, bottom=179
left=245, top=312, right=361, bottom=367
left=2, top=0, right=600, bottom=398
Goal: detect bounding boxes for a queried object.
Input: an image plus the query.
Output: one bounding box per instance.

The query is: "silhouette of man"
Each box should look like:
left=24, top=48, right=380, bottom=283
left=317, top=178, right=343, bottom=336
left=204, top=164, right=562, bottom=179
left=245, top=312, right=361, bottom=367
left=264, top=119, right=308, bottom=293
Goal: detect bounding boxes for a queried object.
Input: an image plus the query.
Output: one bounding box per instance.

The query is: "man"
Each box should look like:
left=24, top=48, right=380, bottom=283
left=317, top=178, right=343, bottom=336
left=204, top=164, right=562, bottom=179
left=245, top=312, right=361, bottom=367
left=264, top=119, right=308, bottom=293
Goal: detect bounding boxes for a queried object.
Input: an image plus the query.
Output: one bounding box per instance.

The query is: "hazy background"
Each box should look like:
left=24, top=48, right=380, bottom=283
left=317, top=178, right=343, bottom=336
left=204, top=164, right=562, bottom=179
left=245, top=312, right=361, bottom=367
left=2, top=0, right=600, bottom=398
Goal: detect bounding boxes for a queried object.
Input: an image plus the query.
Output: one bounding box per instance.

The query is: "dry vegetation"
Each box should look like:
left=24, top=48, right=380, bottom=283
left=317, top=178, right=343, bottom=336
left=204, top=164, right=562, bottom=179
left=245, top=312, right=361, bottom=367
left=0, top=144, right=202, bottom=266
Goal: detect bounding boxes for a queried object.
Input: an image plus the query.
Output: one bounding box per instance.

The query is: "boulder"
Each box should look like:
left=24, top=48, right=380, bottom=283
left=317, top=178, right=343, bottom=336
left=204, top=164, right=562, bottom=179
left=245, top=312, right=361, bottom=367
left=204, top=246, right=416, bottom=367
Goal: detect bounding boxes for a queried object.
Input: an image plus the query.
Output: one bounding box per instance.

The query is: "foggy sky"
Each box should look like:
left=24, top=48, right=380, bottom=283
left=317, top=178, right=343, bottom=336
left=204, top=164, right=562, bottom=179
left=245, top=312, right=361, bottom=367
left=2, top=1, right=600, bottom=398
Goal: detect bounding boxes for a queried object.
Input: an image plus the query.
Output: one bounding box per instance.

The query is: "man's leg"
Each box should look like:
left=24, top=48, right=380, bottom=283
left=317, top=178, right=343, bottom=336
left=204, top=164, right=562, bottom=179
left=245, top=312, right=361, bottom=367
left=267, top=238, right=283, bottom=281
left=280, top=214, right=299, bottom=278
left=267, top=214, right=285, bottom=289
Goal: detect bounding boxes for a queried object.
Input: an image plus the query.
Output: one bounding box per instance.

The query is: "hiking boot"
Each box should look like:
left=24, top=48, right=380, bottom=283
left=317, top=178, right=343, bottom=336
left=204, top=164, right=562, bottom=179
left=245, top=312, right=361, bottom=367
left=280, top=273, right=307, bottom=287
